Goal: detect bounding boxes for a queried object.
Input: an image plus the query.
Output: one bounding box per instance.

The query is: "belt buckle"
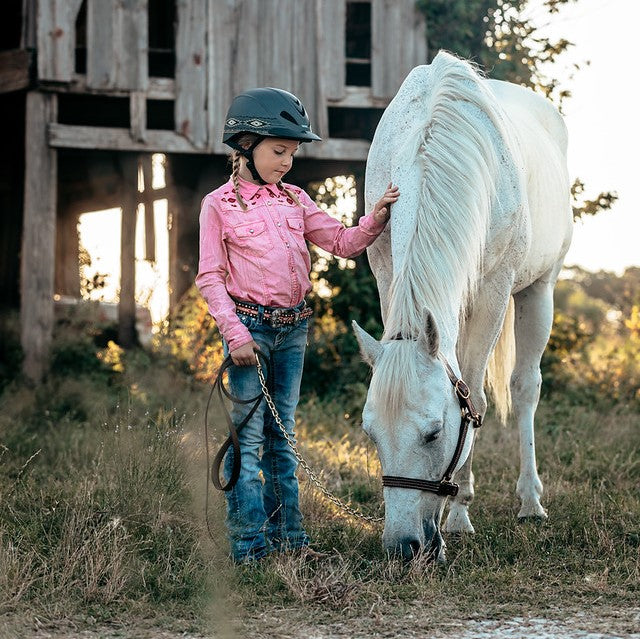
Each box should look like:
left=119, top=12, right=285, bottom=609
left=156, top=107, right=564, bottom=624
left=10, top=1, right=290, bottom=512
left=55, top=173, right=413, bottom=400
left=269, top=308, right=284, bottom=328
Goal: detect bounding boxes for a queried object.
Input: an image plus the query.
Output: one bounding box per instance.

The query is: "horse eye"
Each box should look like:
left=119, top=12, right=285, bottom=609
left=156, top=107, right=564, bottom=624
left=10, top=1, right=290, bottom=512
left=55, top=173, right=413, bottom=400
left=423, top=428, right=442, bottom=444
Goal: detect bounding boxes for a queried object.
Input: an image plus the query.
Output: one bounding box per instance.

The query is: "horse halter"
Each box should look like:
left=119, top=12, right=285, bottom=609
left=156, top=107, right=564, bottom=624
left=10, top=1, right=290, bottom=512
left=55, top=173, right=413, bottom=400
left=381, top=341, right=483, bottom=498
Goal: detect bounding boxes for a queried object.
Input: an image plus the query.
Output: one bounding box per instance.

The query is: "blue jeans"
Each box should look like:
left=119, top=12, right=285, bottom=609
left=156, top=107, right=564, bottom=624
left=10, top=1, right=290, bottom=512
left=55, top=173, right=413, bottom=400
left=222, top=315, right=309, bottom=562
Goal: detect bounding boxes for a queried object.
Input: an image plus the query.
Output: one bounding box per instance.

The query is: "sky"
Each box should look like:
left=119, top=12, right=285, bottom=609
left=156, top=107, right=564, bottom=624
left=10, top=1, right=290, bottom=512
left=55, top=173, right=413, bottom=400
left=526, top=0, right=639, bottom=274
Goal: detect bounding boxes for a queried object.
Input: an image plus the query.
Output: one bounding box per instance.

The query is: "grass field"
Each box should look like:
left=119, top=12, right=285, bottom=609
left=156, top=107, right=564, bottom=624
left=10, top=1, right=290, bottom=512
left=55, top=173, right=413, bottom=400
left=1, top=344, right=639, bottom=638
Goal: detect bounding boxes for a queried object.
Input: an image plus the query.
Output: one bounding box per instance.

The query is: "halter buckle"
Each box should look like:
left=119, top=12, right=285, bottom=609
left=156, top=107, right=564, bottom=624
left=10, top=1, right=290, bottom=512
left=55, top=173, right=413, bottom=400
left=438, top=481, right=459, bottom=497
left=455, top=379, right=470, bottom=399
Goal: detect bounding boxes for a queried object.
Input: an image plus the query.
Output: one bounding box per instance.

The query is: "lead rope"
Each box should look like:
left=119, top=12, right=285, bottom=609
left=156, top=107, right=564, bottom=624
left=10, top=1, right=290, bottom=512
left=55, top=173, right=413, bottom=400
left=253, top=354, right=384, bottom=525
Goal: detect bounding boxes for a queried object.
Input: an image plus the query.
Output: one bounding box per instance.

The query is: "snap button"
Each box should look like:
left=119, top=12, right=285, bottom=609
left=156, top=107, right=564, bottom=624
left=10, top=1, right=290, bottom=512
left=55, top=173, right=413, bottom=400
left=249, top=229, right=254, bottom=234
left=267, top=200, right=273, bottom=206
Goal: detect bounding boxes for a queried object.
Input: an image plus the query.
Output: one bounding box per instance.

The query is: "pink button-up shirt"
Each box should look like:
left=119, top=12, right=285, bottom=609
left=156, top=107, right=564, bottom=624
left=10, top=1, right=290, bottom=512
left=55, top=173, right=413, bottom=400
left=196, top=176, right=386, bottom=351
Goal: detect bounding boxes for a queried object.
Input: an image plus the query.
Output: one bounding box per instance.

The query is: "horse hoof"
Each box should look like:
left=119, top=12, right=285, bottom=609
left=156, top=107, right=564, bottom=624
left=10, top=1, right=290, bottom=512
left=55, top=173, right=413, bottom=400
left=517, top=512, right=548, bottom=524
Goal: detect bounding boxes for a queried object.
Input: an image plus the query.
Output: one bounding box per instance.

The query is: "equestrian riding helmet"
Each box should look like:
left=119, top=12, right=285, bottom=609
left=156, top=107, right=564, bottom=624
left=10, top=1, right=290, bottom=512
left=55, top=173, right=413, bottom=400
left=223, top=88, right=322, bottom=146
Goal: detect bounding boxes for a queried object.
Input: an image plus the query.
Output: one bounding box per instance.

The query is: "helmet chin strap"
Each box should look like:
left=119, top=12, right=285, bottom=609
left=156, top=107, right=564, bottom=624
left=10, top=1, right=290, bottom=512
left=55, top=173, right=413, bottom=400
left=228, top=136, right=267, bottom=185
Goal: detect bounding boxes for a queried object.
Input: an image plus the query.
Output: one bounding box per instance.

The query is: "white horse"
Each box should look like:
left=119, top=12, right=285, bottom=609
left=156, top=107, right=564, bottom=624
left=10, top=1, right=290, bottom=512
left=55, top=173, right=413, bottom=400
left=353, top=51, right=572, bottom=561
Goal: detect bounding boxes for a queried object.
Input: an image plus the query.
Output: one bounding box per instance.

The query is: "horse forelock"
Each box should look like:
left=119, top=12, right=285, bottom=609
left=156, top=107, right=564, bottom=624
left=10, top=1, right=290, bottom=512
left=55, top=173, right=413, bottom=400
left=369, top=340, right=420, bottom=426
left=384, top=51, right=517, bottom=340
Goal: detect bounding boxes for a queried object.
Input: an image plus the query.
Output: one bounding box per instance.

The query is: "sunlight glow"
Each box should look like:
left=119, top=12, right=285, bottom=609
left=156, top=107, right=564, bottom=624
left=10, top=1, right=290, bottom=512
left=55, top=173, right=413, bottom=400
left=77, top=154, right=170, bottom=325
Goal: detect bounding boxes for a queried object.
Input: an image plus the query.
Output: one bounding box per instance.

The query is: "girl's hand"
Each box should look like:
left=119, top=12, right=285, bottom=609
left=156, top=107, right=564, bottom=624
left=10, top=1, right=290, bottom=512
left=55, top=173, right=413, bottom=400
left=230, top=340, right=261, bottom=366
left=372, top=182, right=400, bottom=224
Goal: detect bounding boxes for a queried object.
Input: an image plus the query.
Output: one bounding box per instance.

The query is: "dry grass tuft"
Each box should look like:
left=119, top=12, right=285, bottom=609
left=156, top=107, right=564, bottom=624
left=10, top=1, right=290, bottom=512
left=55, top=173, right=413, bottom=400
left=272, top=553, right=359, bottom=608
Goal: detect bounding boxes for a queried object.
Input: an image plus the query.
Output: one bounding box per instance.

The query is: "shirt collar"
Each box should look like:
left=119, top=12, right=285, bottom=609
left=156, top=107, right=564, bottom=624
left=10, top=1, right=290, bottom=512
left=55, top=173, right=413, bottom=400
left=234, top=176, right=280, bottom=200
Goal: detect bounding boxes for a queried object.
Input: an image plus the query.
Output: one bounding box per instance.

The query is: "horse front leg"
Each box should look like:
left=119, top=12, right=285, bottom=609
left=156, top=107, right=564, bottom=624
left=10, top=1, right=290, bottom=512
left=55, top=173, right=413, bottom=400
left=511, top=276, right=557, bottom=520
left=444, top=444, right=476, bottom=533
left=443, top=276, right=513, bottom=534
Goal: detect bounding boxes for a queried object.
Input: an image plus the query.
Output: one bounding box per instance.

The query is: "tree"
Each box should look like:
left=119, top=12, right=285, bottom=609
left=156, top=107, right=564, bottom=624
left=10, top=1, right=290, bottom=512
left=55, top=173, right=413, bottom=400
left=418, top=0, right=615, bottom=213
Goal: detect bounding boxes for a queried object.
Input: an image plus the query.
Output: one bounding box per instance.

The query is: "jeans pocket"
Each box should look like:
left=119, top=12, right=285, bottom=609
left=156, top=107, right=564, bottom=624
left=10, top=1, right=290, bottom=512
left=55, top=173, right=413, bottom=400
left=237, top=313, right=259, bottom=330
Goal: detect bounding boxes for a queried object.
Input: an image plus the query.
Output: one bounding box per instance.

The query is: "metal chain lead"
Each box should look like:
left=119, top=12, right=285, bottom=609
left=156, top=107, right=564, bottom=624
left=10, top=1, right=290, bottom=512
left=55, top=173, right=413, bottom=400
left=255, top=355, right=383, bottom=524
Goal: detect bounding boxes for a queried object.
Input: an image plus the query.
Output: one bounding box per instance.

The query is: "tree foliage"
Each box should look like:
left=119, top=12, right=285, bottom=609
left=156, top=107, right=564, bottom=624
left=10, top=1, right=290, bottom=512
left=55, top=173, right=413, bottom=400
left=417, top=0, right=615, bottom=211
left=417, top=0, right=580, bottom=106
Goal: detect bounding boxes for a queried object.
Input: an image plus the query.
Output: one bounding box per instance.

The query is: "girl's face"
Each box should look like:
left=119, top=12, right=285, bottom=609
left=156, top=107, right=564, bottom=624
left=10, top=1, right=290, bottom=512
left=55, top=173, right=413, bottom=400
left=240, top=138, right=300, bottom=184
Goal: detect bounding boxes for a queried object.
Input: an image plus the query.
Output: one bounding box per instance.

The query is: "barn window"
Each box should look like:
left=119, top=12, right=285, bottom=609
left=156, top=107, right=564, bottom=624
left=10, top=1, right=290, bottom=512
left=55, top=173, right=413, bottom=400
left=58, top=94, right=130, bottom=128
left=328, top=107, right=384, bottom=140
left=147, top=99, right=175, bottom=130
left=148, top=0, right=176, bottom=78
left=74, top=0, right=87, bottom=74
left=345, top=1, right=371, bottom=87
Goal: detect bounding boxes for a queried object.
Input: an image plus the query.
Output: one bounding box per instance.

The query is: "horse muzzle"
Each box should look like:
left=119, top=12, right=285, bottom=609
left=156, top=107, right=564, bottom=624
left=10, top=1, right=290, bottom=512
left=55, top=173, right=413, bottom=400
left=383, top=520, right=445, bottom=562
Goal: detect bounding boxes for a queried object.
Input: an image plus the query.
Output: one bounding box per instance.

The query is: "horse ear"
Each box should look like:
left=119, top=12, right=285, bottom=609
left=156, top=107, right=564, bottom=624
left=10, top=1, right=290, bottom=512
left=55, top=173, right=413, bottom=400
left=419, top=308, right=440, bottom=357
left=352, top=321, right=383, bottom=366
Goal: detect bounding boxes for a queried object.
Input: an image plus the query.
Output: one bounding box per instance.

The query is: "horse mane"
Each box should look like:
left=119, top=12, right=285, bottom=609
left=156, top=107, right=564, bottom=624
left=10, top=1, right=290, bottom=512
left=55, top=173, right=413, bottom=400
left=373, top=51, right=515, bottom=424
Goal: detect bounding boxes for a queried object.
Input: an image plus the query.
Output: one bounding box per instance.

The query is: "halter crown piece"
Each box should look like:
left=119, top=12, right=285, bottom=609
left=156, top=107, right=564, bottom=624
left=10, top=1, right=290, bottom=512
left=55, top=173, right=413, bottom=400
left=382, top=335, right=483, bottom=497
left=223, top=88, right=321, bottom=184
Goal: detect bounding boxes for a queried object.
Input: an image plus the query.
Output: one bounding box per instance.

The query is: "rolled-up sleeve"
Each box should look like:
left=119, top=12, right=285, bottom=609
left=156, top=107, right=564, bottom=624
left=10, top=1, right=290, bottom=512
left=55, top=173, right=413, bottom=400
left=195, top=196, right=253, bottom=351
left=297, top=189, right=386, bottom=258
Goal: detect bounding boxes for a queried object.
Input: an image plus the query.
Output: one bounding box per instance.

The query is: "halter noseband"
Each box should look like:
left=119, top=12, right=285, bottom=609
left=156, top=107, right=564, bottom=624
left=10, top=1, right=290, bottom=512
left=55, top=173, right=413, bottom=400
left=381, top=336, right=483, bottom=498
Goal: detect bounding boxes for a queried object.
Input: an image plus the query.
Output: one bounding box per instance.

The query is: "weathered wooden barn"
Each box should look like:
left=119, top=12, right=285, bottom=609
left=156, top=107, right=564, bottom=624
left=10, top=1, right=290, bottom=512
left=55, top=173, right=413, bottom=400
left=0, top=0, right=427, bottom=381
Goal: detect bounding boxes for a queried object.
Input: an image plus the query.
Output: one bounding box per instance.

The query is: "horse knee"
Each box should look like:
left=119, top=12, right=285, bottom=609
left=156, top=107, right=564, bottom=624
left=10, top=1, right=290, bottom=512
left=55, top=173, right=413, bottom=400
left=510, top=367, right=541, bottom=404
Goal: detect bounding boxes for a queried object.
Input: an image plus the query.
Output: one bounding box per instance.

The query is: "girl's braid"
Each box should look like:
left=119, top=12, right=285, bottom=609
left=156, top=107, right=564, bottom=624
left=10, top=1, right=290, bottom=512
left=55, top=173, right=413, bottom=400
left=231, top=151, right=248, bottom=211
left=277, top=181, right=306, bottom=209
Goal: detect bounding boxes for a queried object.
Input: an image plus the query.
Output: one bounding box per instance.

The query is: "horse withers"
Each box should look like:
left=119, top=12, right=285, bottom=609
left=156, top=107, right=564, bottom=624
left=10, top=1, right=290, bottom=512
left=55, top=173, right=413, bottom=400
left=354, top=51, right=572, bottom=562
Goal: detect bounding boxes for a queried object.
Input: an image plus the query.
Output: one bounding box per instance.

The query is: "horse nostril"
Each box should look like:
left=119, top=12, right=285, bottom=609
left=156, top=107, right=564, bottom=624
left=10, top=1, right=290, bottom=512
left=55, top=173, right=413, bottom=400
left=409, top=539, right=422, bottom=557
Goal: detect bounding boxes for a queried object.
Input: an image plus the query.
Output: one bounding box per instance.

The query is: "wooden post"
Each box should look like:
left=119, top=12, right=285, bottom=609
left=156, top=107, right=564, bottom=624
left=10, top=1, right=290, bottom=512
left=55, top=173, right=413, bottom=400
left=55, top=204, right=80, bottom=296
left=118, top=153, right=138, bottom=348
left=21, top=92, right=57, bottom=382
left=140, top=155, right=156, bottom=262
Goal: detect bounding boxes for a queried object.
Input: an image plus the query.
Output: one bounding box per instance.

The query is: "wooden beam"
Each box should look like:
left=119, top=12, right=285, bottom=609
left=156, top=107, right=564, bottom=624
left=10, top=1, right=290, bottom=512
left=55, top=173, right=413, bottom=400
left=140, top=155, right=155, bottom=262
left=0, top=49, right=32, bottom=93
left=117, top=153, right=138, bottom=348
left=42, top=75, right=175, bottom=99
left=327, top=86, right=390, bottom=109
left=130, top=91, right=147, bottom=142
left=48, top=123, right=372, bottom=160
left=55, top=206, right=80, bottom=296
left=21, top=92, right=57, bottom=382
left=49, top=123, right=197, bottom=153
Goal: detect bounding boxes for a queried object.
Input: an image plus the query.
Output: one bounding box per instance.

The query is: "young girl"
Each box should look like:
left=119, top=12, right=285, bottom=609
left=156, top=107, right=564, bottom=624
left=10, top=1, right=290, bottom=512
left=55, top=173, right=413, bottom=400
left=196, top=87, right=399, bottom=563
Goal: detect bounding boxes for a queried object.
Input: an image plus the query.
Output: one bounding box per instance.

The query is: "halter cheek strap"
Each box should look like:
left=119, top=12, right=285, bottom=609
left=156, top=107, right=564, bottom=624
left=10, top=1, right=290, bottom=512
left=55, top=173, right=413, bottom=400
left=381, top=340, right=483, bottom=497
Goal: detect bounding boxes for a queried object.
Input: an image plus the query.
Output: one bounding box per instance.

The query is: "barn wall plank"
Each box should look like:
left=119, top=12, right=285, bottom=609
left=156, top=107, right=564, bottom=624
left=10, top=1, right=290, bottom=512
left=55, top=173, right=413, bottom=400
left=87, top=0, right=148, bottom=91
left=119, top=0, right=148, bottom=91
left=175, top=0, right=208, bottom=148
left=208, top=0, right=235, bottom=154
left=319, top=0, right=345, bottom=101
left=291, top=0, right=327, bottom=139
left=86, top=0, right=116, bottom=88
left=372, top=0, right=426, bottom=99
left=259, top=0, right=293, bottom=90
left=232, top=0, right=261, bottom=93
left=37, top=0, right=84, bottom=81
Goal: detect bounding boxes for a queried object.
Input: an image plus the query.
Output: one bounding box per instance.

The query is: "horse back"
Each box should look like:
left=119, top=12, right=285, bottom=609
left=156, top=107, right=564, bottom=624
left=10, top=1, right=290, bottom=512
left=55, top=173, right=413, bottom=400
left=486, top=79, right=573, bottom=290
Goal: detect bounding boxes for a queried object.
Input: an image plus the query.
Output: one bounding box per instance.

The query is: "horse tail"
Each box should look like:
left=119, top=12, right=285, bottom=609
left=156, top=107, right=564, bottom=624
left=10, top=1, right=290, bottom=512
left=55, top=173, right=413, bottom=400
left=486, top=296, right=515, bottom=424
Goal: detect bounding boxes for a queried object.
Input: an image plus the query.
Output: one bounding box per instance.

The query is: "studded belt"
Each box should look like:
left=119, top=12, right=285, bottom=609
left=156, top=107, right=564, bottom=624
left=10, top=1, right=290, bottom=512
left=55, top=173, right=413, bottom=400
left=235, top=300, right=313, bottom=328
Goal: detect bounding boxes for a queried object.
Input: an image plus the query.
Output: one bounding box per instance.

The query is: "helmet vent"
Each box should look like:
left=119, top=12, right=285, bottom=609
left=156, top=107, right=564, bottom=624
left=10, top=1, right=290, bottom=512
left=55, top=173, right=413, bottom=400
left=280, top=110, right=298, bottom=124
